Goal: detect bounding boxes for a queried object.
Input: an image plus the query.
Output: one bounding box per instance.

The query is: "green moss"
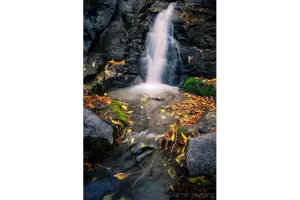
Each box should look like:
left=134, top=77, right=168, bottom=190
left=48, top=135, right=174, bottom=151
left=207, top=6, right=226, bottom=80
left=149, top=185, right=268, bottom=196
left=109, top=100, right=129, bottom=126
left=182, top=77, right=216, bottom=97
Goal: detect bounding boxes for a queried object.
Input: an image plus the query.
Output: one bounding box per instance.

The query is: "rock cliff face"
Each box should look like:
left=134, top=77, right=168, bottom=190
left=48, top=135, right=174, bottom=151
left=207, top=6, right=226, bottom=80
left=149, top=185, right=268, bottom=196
left=84, top=0, right=216, bottom=92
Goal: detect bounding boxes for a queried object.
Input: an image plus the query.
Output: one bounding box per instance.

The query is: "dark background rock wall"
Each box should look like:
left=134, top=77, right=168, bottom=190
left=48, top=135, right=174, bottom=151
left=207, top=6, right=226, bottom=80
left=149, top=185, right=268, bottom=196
left=83, top=0, right=216, bottom=93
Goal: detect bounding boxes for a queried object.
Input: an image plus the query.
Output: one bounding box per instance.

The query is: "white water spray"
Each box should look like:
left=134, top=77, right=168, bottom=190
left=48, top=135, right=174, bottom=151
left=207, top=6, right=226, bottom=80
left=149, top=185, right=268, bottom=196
left=146, top=2, right=177, bottom=84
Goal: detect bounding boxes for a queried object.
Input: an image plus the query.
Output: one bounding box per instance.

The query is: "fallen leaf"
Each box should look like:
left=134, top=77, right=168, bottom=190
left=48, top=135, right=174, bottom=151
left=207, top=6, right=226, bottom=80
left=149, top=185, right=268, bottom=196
left=122, top=138, right=128, bottom=143
left=122, top=105, right=127, bottom=110
left=105, top=70, right=112, bottom=77
left=168, top=167, right=176, bottom=179
left=92, top=61, right=96, bottom=67
left=188, top=177, right=198, bottom=183
left=103, top=192, right=115, bottom=200
left=127, top=110, right=133, bottom=114
left=160, top=109, right=166, bottom=113
left=131, top=138, right=135, bottom=144
left=161, top=116, right=166, bottom=120
left=181, top=132, right=187, bottom=140
left=91, top=177, right=97, bottom=181
left=141, top=106, right=144, bottom=108
left=169, top=185, right=175, bottom=191
left=140, top=98, right=147, bottom=102
left=127, top=129, right=132, bottom=133
left=171, top=133, right=175, bottom=142
left=113, top=173, right=127, bottom=180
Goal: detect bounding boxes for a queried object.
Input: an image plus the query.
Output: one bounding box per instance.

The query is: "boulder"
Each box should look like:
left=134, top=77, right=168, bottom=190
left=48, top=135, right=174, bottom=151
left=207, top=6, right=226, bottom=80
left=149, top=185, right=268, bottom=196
left=84, top=0, right=118, bottom=52
left=89, top=21, right=129, bottom=61
left=84, top=108, right=114, bottom=144
left=186, top=132, right=216, bottom=176
left=83, top=52, right=104, bottom=82
left=197, top=110, right=216, bottom=134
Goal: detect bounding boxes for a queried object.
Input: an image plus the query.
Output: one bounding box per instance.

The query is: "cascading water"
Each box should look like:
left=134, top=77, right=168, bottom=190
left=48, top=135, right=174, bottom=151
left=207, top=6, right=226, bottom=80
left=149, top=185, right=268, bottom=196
left=109, top=3, right=180, bottom=99
left=145, top=2, right=177, bottom=84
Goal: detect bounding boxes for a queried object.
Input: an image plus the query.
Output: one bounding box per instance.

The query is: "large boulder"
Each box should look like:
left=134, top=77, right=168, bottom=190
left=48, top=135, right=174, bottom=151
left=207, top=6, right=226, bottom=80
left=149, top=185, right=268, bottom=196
left=83, top=52, right=104, bottom=82
left=186, top=132, right=216, bottom=176
left=84, top=108, right=114, bottom=144
left=89, top=21, right=129, bottom=61
left=84, top=0, right=118, bottom=52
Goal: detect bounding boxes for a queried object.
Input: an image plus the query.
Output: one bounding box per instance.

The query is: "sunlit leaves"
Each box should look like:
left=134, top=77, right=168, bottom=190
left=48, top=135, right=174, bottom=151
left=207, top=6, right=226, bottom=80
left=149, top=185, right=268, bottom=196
left=113, top=173, right=127, bottom=180
left=171, top=133, right=175, bottom=142
left=168, top=167, right=176, bottom=179
left=121, top=105, right=127, bottom=110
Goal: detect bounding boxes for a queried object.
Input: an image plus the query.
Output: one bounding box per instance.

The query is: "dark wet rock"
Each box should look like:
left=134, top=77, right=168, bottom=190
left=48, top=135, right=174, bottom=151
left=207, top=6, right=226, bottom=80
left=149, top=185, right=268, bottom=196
left=184, top=0, right=216, bottom=8
left=84, top=52, right=104, bottom=82
left=90, top=21, right=129, bottom=61
left=84, top=108, right=114, bottom=144
left=186, top=132, right=216, bottom=176
left=84, top=0, right=119, bottom=52
left=197, top=110, right=216, bottom=134
left=84, top=168, right=120, bottom=200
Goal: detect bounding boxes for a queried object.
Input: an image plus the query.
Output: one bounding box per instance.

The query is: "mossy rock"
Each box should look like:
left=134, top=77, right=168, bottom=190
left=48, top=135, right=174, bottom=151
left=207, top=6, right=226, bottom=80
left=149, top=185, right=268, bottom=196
left=181, top=77, right=216, bottom=97
left=84, top=136, right=111, bottom=163
left=109, top=100, right=129, bottom=126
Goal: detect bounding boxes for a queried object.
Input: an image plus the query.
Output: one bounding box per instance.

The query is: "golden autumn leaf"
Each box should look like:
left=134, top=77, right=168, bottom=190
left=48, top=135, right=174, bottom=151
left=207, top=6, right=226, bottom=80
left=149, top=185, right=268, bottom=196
left=160, top=109, right=166, bottom=113
left=127, top=110, right=133, bottom=114
left=168, top=167, right=176, bottom=179
left=121, top=105, right=127, bottom=110
left=130, top=138, right=135, bottom=144
left=113, top=173, right=127, bottom=180
left=105, top=70, right=112, bottom=77
left=161, top=116, right=166, bottom=120
left=169, top=185, right=175, bottom=191
left=127, top=128, right=132, bottom=133
left=171, top=132, right=175, bottom=142
left=181, top=132, right=187, bottom=140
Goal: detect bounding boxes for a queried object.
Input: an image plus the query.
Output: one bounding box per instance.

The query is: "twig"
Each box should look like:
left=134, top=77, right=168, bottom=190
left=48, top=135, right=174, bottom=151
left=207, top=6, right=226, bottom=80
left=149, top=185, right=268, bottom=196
left=131, top=149, right=160, bottom=189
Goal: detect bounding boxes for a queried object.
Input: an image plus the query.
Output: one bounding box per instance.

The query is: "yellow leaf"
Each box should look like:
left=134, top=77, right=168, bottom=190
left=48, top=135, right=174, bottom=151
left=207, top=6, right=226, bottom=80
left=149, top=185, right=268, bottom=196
left=141, top=106, right=144, bottom=108
left=188, top=177, right=198, bottom=183
left=168, top=167, right=176, bottom=179
left=160, top=109, right=166, bottom=113
left=127, top=110, right=133, bottom=114
left=91, top=177, right=97, bottom=181
left=171, top=133, right=175, bottom=142
left=197, top=176, right=209, bottom=183
left=175, top=158, right=180, bottom=163
left=140, top=98, right=147, bottom=102
left=161, top=116, right=166, bottom=120
left=181, top=146, right=185, bottom=153
left=122, top=105, right=127, bottom=110
left=131, top=138, right=135, bottom=144
left=184, top=114, right=188, bottom=118
left=169, top=185, right=175, bottom=191
left=103, top=193, right=115, bottom=200
left=105, top=70, right=112, bottom=77
left=141, top=142, right=145, bottom=148
left=104, top=93, right=107, bottom=96
left=113, top=173, right=127, bottom=180
left=163, top=162, right=168, bottom=167
left=83, top=68, right=86, bottom=71
left=127, top=128, right=132, bottom=133
left=181, top=132, right=187, bottom=140
left=122, top=138, right=128, bottom=143
left=92, top=61, right=96, bottom=67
